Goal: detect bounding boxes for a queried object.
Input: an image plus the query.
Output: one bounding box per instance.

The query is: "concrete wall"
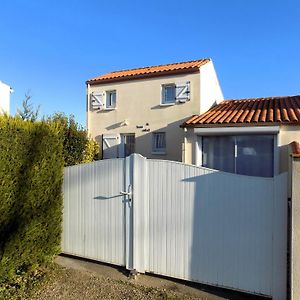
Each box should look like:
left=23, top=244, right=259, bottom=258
left=291, top=156, right=300, bottom=300
left=0, top=81, right=12, bottom=114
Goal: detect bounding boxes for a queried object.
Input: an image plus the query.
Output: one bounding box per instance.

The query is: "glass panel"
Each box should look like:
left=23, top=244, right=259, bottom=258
left=163, top=85, right=175, bottom=103
left=106, top=91, right=116, bottom=108
left=124, top=134, right=135, bottom=156
left=236, top=135, right=274, bottom=177
left=153, top=132, right=166, bottom=152
left=202, top=136, right=235, bottom=173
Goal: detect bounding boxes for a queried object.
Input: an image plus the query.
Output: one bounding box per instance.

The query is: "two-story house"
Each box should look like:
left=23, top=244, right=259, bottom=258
left=0, top=81, right=13, bottom=114
left=86, top=59, right=223, bottom=161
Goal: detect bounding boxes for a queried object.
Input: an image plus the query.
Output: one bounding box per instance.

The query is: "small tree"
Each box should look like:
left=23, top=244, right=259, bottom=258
left=16, top=93, right=40, bottom=122
left=48, top=113, right=99, bottom=166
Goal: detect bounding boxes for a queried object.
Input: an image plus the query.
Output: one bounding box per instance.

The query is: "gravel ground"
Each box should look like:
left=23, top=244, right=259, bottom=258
left=29, top=266, right=201, bottom=300
left=28, top=256, right=264, bottom=300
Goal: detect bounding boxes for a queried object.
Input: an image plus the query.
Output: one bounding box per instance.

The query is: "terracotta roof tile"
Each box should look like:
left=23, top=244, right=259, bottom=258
left=183, top=96, right=300, bottom=127
left=87, top=59, right=210, bottom=84
left=291, top=141, right=300, bottom=157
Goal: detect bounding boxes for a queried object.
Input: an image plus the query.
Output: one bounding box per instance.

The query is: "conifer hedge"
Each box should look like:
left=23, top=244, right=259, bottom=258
left=0, top=116, right=64, bottom=283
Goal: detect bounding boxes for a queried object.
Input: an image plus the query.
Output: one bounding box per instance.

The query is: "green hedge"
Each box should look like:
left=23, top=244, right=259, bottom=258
left=0, top=116, right=64, bottom=284
left=48, top=113, right=99, bottom=166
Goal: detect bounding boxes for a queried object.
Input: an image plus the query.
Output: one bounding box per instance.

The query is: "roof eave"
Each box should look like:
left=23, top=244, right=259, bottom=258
left=86, top=67, right=200, bottom=85
left=181, top=121, right=300, bottom=128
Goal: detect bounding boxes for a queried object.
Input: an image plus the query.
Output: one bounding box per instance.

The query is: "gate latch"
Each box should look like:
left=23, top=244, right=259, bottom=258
left=120, top=184, right=132, bottom=200
left=120, top=191, right=132, bottom=196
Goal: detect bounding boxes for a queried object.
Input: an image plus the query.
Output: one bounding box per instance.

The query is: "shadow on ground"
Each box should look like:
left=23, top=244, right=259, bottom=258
left=57, top=254, right=269, bottom=300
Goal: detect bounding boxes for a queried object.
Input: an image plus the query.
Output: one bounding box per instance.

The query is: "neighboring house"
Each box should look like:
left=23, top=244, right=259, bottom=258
left=182, top=96, right=300, bottom=177
left=0, top=81, right=13, bottom=114
left=86, top=59, right=223, bottom=161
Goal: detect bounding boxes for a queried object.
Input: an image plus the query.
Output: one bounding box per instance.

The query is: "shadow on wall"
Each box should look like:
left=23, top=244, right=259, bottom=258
left=94, top=117, right=191, bottom=162
left=183, top=171, right=274, bottom=299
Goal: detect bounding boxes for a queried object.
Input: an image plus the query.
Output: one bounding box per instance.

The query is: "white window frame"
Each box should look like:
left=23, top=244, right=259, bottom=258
left=161, top=84, right=176, bottom=105
left=152, top=132, right=166, bottom=154
left=105, top=90, right=117, bottom=110
left=195, top=127, right=279, bottom=176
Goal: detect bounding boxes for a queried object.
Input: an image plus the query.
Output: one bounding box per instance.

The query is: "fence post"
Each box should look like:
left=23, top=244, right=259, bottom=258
left=125, top=155, right=134, bottom=270
left=291, top=156, right=300, bottom=300
left=131, top=154, right=148, bottom=273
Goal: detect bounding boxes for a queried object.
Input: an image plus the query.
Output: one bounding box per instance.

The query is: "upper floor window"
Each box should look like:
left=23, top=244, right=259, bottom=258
left=161, top=84, right=176, bottom=104
left=161, top=81, right=190, bottom=105
left=152, top=132, right=166, bottom=154
left=106, top=90, right=116, bottom=109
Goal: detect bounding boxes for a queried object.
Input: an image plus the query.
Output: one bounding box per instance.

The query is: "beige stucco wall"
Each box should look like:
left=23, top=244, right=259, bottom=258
left=291, top=157, right=300, bottom=300
left=87, top=61, right=223, bottom=161
left=279, top=125, right=300, bottom=172
left=199, top=61, right=224, bottom=114
left=87, top=72, right=200, bottom=161
left=182, top=128, right=195, bottom=164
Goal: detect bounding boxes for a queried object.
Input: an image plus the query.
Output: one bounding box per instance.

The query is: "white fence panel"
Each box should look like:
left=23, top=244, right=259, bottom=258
left=146, top=159, right=287, bottom=298
left=62, top=159, right=126, bottom=266
left=62, top=155, right=287, bottom=299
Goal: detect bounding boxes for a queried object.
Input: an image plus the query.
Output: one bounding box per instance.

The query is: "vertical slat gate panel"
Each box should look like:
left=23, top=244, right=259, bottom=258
left=62, top=156, right=287, bottom=299
left=62, top=159, right=126, bottom=266
left=146, top=159, right=287, bottom=298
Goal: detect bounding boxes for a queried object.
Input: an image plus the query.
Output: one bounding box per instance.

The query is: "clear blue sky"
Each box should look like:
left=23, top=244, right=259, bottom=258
left=1, top=0, right=299, bottom=126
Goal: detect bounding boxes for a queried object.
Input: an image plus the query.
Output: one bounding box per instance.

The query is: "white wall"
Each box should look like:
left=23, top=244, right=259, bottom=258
left=0, top=81, right=12, bottom=114
left=199, top=60, right=224, bottom=114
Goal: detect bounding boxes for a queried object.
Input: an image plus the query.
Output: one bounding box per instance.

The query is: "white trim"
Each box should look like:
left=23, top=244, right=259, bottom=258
left=151, top=151, right=166, bottom=155
left=194, top=126, right=280, bottom=135
left=159, top=103, right=175, bottom=107
left=196, top=133, right=279, bottom=177
left=274, top=135, right=279, bottom=176
left=102, top=107, right=117, bottom=111
left=195, top=135, right=202, bottom=166
left=161, top=83, right=176, bottom=105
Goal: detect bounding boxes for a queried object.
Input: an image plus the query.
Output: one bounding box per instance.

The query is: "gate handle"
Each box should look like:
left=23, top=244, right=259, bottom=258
left=120, top=191, right=132, bottom=196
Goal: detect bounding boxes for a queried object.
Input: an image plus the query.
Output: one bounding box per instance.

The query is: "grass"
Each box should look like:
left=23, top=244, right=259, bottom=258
left=0, top=264, right=57, bottom=300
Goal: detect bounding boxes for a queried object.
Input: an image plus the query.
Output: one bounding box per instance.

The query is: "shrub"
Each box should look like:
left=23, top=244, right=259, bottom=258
left=0, top=116, right=64, bottom=284
left=47, top=113, right=99, bottom=166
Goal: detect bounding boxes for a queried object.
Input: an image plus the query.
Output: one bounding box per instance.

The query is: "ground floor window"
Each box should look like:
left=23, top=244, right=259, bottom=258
left=202, top=135, right=274, bottom=177
left=120, top=134, right=135, bottom=157
left=152, top=132, right=166, bottom=154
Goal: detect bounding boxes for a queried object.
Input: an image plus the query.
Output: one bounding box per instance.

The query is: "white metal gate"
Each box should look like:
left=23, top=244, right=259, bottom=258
left=62, top=154, right=287, bottom=299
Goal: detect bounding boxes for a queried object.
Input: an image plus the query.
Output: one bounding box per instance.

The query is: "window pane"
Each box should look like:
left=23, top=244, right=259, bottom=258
left=202, top=136, right=235, bottom=173
left=163, top=85, right=175, bottom=103
left=236, top=135, right=274, bottom=177
left=153, top=132, right=166, bottom=152
left=106, top=91, right=116, bottom=108
left=124, top=135, right=135, bottom=156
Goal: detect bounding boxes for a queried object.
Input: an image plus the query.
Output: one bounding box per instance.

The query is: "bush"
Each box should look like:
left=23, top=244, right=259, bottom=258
left=0, top=116, right=64, bottom=285
left=48, top=113, right=99, bottom=166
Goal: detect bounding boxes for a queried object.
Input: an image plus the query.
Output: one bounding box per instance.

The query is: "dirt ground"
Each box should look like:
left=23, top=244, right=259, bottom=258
left=29, top=255, right=264, bottom=300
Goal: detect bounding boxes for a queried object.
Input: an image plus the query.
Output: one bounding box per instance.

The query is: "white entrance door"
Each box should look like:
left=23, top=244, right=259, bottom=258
left=102, top=134, right=120, bottom=159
